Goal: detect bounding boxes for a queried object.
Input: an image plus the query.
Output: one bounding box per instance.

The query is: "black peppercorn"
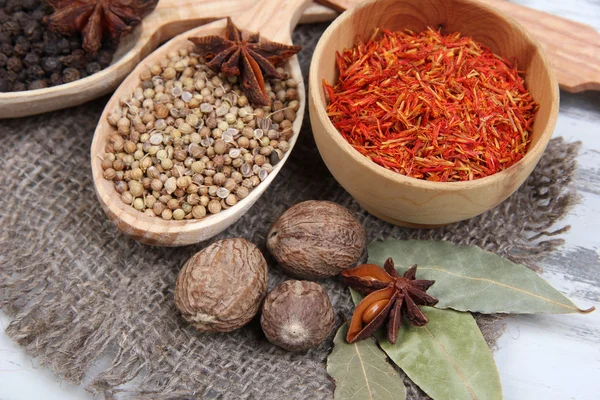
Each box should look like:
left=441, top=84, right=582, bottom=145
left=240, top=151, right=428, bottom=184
left=43, top=29, right=62, bottom=42
left=26, top=64, right=44, bottom=79
left=0, top=78, right=9, bottom=92
left=0, top=9, right=9, bottom=24
left=41, top=56, right=61, bottom=72
left=0, top=43, right=13, bottom=56
left=3, top=20, right=20, bottom=36
left=28, top=79, right=47, bottom=90
left=31, top=9, right=46, bottom=22
left=13, top=11, right=28, bottom=24
left=0, top=32, right=11, bottom=45
left=86, top=61, right=102, bottom=75
left=4, top=69, right=17, bottom=82
left=23, top=52, right=39, bottom=66
left=23, top=19, right=41, bottom=38
left=5, top=0, right=22, bottom=14
left=63, top=49, right=86, bottom=68
left=57, top=37, right=70, bottom=54
left=30, top=41, right=44, bottom=54
left=6, top=56, right=22, bottom=72
left=12, top=81, right=26, bottom=91
left=22, top=0, right=39, bottom=11
left=14, top=36, right=31, bottom=55
left=43, top=40, right=59, bottom=56
left=49, top=72, right=62, bottom=86
left=0, top=0, right=114, bottom=91
left=97, top=49, right=114, bottom=67
left=62, top=67, right=80, bottom=83
left=67, top=36, right=81, bottom=51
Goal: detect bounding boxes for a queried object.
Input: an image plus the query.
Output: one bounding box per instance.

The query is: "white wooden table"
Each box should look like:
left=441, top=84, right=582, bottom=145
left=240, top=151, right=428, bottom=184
left=1, top=1, right=599, bottom=399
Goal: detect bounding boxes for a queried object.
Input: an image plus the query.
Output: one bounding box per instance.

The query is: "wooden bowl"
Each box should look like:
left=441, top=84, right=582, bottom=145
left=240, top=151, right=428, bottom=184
left=309, top=0, right=559, bottom=227
left=91, top=0, right=310, bottom=246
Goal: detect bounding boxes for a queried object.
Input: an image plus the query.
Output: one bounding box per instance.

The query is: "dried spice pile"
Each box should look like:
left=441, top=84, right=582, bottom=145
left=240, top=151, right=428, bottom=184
left=101, top=47, right=299, bottom=220
left=0, top=0, right=115, bottom=92
left=324, top=28, right=539, bottom=182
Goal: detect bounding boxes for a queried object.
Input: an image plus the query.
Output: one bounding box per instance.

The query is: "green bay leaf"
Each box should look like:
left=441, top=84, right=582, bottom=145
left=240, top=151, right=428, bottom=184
left=327, top=323, right=407, bottom=400
left=368, top=240, right=594, bottom=314
left=380, top=307, right=502, bottom=400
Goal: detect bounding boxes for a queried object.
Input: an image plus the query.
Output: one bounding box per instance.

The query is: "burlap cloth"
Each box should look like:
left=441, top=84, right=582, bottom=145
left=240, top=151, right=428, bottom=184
left=0, top=23, right=580, bottom=400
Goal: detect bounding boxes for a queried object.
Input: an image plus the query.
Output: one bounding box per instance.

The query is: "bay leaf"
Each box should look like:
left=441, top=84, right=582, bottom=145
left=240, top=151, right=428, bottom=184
left=379, top=307, right=502, bottom=400
left=327, top=323, right=407, bottom=400
left=368, top=240, right=594, bottom=314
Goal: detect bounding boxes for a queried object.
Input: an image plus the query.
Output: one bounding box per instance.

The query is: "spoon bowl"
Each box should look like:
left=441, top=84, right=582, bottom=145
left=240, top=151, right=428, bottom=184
left=91, top=0, right=310, bottom=246
left=309, top=0, right=559, bottom=227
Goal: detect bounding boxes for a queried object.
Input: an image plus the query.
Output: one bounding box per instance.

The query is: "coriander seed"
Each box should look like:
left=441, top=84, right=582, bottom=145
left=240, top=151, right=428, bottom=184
left=121, top=191, right=134, bottom=205
left=208, top=200, right=221, bottom=214
left=164, top=177, right=177, bottom=194
left=214, top=139, right=227, bottom=155
left=213, top=172, right=226, bottom=186
left=133, top=198, right=145, bottom=211
left=173, top=209, right=185, bottom=220
left=146, top=196, right=156, bottom=209
left=236, top=186, right=249, bottom=199
left=131, top=167, right=144, bottom=181
left=129, top=181, right=144, bottom=197
left=102, top=45, right=298, bottom=220
left=115, top=181, right=128, bottom=194
left=153, top=202, right=166, bottom=215
left=167, top=198, right=180, bottom=210
left=103, top=168, right=116, bottom=180
left=162, top=208, right=173, bottom=220
left=225, top=194, right=237, bottom=206
left=192, top=205, right=206, bottom=219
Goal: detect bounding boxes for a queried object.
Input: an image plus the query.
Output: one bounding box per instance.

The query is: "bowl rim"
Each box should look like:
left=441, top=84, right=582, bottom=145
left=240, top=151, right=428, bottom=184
left=309, top=0, right=559, bottom=191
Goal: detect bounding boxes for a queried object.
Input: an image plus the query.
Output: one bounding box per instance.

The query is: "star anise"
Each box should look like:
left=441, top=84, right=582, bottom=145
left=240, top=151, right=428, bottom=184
left=189, top=17, right=302, bottom=106
left=342, top=258, right=439, bottom=344
left=44, top=0, right=159, bottom=54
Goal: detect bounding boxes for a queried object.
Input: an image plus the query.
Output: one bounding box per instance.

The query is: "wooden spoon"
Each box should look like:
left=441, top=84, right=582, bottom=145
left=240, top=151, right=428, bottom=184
left=90, top=0, right=311, bottom=246
left=0, top=0, right=247, bottom=119
left=315, top=0, right=600, bottom=92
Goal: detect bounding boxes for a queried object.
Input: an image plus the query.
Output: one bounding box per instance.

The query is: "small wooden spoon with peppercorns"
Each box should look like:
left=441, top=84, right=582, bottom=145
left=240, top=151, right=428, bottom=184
left=0, top=0, right=253, bottom=119
left=90, top=0, right=311, bottom=246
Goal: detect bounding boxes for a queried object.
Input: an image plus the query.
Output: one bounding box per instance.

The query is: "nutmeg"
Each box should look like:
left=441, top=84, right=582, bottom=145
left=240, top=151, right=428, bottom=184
left=260, top=280, right=335, bottom=351
left=175, top=238, right=268, bottom=332
left=267, top=200, right=366, bottom=279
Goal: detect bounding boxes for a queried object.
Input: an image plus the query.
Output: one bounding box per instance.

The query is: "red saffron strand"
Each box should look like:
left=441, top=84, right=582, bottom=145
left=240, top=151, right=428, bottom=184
left=323, top=28, right=539, bottom=182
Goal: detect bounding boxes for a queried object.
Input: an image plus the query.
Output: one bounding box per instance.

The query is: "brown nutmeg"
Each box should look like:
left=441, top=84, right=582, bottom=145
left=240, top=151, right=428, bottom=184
left=175, top=238, right=267, bottom=332
left=260, top=280, right=335, bottom=351
left=267, top=200, right=366, bottom=279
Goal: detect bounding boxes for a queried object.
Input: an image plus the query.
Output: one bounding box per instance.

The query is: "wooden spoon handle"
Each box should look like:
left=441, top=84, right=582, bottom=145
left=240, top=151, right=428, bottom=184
left=484, top=0, right=600, bottom=92
left=235, top=0, right=314, bottom=44
left=315, top=0, right=600, bottom=92
left=145, top=0, right=247, bottom=41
